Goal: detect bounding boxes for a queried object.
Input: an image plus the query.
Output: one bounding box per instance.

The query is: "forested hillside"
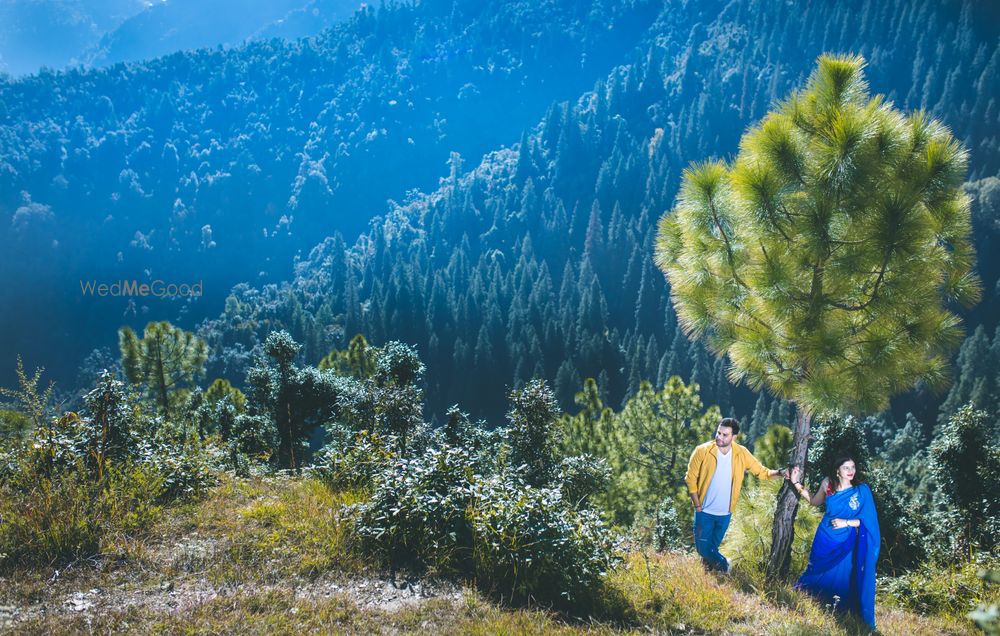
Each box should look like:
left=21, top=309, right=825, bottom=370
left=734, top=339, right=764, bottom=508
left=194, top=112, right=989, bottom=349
left=2, top=2, right=1000, bottom=633
left=0, top=0, right=658, bottom=385
left=200, top=0, right=1000, bottom=428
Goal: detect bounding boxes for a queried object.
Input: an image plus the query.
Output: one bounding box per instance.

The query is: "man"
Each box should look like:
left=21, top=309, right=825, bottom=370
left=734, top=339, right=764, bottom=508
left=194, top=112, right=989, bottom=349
left=685, top=417, right=786, bottom=573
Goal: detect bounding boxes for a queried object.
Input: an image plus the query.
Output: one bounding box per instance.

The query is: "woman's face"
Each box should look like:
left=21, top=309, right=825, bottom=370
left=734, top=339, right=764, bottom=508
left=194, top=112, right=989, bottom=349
left=837, top=460, right=856, bottom=483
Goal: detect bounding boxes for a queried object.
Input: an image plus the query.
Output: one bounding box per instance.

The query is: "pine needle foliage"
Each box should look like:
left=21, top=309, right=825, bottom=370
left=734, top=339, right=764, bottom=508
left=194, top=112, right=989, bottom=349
left=654, top=54, right=979, bottom=415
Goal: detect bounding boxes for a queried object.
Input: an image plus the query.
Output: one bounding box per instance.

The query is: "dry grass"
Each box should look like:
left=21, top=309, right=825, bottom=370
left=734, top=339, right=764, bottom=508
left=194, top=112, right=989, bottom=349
left=0, top=474, right=986, bottom=635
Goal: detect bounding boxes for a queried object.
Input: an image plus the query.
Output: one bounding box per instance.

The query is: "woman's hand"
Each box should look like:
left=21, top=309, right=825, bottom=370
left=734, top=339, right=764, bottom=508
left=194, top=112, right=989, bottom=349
left=831, top=518, right=859, bottom=529
left=791, top=466, right=802, bottom=483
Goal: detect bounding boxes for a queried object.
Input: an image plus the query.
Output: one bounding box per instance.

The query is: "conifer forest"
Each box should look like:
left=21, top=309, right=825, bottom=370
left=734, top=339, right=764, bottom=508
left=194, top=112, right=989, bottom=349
left=1, top=1, right=999, bottom=633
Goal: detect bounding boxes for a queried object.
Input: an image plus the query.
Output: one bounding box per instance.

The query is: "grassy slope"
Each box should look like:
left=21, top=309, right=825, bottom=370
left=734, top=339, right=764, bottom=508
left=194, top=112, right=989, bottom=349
left=0, top=476, right=978, bottom=635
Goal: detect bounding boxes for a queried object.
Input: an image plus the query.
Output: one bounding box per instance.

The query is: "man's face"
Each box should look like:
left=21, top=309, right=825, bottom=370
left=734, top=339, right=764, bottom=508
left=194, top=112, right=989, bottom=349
left=715, top=425, right=735, bottom=448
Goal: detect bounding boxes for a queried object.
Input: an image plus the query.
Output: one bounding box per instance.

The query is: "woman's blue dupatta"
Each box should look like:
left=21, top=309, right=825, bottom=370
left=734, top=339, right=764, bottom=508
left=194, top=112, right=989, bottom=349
left=796, top=483, right=881, bottom=629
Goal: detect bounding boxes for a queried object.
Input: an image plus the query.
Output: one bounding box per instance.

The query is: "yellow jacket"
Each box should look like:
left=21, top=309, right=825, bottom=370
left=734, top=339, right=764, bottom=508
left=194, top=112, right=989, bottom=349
left=685, top=440, right=775, bottom=513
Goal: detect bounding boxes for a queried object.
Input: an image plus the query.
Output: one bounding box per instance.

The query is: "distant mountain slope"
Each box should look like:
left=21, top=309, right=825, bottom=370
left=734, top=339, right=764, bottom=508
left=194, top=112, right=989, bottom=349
left=0, top=0, right=660, bottom=386
left=252, top=0, right=366, bottom=41
left=0, top=0, right=145, bottom=75
left=83, top=0, right=360, bottom=67
left=200, top=0, right=1000, bottom=425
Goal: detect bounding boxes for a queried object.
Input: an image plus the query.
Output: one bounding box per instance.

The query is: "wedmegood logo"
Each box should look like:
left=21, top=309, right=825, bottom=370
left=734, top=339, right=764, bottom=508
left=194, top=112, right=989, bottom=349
left=79, top=280, right=203, bottom=298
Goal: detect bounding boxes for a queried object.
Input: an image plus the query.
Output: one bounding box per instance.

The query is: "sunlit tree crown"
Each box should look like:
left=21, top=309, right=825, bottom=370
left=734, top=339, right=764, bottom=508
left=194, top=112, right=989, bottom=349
left=655, top=54, right=980, bottom=414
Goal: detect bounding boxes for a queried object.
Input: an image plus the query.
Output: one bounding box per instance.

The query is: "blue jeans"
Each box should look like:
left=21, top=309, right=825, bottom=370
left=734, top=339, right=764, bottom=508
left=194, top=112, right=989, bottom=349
left=693, top=510, right=731, bottom=572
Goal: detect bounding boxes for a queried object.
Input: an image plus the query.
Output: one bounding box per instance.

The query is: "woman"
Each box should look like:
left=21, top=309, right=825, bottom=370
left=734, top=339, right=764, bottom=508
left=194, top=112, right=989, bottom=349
left=790, top=457, right=880, bottom=630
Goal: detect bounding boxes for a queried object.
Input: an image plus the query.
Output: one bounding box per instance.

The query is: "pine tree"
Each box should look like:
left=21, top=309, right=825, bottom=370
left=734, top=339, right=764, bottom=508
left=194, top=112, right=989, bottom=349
left=655, top=55, right=979, bottom=577
left=119, top=321, right=208, bottom=421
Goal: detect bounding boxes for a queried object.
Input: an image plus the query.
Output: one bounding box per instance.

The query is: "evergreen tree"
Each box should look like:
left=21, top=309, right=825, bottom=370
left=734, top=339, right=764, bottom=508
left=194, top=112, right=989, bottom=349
left=203, top=378, right=247, bottom=413
left=753, top=425, right=793, bottom=471
left=119, top=321, right=208, bottom=421
left=655, top=55, right=979, bottom=577
left=319, top=333, right=378, bottom=380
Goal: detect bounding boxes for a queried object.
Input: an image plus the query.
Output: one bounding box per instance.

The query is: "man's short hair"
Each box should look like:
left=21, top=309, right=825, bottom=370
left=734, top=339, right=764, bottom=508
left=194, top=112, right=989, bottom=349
left=719, top=417, right=740, bottom=435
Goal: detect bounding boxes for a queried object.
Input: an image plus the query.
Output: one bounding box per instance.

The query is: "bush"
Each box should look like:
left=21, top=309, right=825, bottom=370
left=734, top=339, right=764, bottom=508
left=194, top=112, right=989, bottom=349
left=723, top=479, right=819, bottom=588
left=469, top=474, right=623, bottom=606
left=354, top=446, right=475, bottom=572
left=971, top=569, right=1000, bottom=635
left=137, top=429, right=220, bottom=500
left=556, top=454, right=611, bottom=509
left=882, top=555, right=1000, bottom=619
left=316, top=424, right=396, bottom=490
left=929, top=404, right=1000, bottom=556
left=652, top=500, right=686, bottom=552
left=353, top=435, right=623, bottom=606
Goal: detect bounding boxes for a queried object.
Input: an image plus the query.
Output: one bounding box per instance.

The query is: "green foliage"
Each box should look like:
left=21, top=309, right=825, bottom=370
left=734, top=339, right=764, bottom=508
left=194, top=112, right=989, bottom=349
left=651, top=500, right=685, bottom=552
left=882, top=555, right=1000, bottom=620
left=752, top=425, right=793, bottom=470
left=0, top=408, right=32, bottom=442
left=929, top=404, right=1000, bottom=556
left=319, top=334, right=378, bottom=380
left=316, top=425, right=396, bottom=491
left=0, top=355, right=56, bottom=433
left=865, top=466, right=926, bottom=574
left=0, top=460, right=165, bottom=571
left=355, top=446, right=475, bottom=573
left=371, top=341, right=426, bottom=454
left=81, top=370, right=139, bottom=479
left=938, top=323, right=1000, bottom=428
left=203, top=378, right=247, bottom=414
left=560, top=376, right=716, bottom=529
left=139, top=428, right=220, bottom=500
left=351, top=372, right=623, bottom=608
left=506, top=378, right=562, bottom=487
left=971, top=569, right=1000, bottom=635
left=245, top=330, right=342, bottom=469
left=655, top=54, right=978, bottom=414
left=469, top=474, right=623, bottom=607
left=555, top=454, right=611, bottom=509
left=119, top=321, right=209, bottom=420
left=723, top=480, right=820, bottom=589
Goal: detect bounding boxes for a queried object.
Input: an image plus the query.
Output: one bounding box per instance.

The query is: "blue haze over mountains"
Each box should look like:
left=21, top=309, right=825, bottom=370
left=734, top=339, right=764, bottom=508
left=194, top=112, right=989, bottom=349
left=1, top=0, right=999, bottom=429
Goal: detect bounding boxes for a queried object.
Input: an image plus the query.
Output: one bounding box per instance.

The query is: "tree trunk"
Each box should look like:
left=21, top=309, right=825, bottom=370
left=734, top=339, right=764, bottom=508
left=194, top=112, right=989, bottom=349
left=767, top=403, right=811, bottom=579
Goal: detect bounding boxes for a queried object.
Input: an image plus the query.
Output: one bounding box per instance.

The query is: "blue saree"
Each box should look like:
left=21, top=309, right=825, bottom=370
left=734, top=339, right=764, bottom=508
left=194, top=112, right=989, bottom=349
left=795, top=483, right=880, bottom=629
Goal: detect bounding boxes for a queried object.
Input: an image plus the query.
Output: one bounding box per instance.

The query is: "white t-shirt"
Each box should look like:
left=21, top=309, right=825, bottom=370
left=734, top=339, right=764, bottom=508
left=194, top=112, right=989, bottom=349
left=701, top=448, right=733, bottom=516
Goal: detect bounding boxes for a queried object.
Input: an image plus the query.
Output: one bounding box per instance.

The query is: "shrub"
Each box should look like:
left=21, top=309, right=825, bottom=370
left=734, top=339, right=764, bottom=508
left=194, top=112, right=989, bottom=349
left=138, top=429, right=220, bottom=500
left=354, top=446, right=475, bottom=571
left=316, top=424, right=396, bottom=490
left=506, top=379, right=562, bottom=487
left=723, top=479, right=819, bottom=587
left=882, top=555, right=1000, bottom=619
left=929, top=404, right=1000, bottom=556
left=652, top=500, right=686, bottom=552
left=971, top=569, right=1000, bottom=635
left=469, top=474, right=623, bottom=606
left=556, top=454, right=611, bottom=509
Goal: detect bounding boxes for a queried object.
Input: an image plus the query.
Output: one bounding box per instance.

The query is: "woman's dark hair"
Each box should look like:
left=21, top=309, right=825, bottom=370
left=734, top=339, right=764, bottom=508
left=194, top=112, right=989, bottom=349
left=826, top=455, right=865, bottom=487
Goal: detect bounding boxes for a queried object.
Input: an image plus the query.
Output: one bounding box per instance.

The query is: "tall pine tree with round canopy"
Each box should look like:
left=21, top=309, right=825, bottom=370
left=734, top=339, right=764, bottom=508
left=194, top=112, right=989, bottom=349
left=654, top=54, right=980, bottom=578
